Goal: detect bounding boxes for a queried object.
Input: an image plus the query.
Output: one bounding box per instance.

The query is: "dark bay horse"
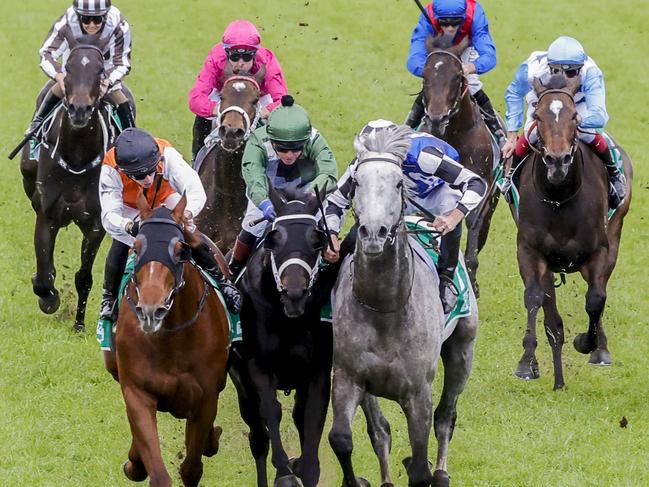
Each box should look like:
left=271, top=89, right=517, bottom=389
left=329, top=126, right=479, bottom=487
left=115, top=194, right=229, bottom=486
left=195, top=67, right=265, bottom=251
left=420, top=34, right=500, bottom=297
left=20, top=39, right=135, bottom=331
left=512, top=75, right=633, bottom=390
left=229, top=188, right=332, bottom=487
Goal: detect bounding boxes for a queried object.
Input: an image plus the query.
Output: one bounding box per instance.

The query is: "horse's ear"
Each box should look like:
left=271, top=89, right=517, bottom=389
left=449, top=35, right=469, bottom=57
left=533, top=77, right=547, bottom=95
left=222, top=62, right=234, bottom=82
left=566, top=74, right=582, bottom=96
left=136, top=191, right=153, bottom=219
left=172, top=192, right=188, bottom=222
left=253, top=64, right=266, bottom=86
left=64, top=25, right=79, bottom=49
left=268, top=183, right=287, bottom=213
left=425, top=35, right=436, bottom=54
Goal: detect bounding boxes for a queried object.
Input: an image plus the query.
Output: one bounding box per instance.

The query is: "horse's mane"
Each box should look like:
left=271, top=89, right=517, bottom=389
left=354, top=125, right=413, bottom=163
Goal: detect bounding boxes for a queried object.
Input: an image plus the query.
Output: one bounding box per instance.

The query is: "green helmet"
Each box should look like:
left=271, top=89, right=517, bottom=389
left=267, top=95, right=312, bottom=146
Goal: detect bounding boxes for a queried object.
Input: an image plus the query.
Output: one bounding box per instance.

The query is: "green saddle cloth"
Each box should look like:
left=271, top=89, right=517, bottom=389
left=96, top=253, right=242, bottom=351
left=405, top=218, right=472, bottom=328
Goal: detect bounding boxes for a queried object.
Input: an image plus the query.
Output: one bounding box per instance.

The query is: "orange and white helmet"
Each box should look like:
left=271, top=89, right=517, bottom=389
left=73, top=0, right=111, bottom=16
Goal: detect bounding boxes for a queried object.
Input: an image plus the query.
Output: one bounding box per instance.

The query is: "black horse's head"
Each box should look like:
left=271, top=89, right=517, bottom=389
left=421, top=33, right=470, bottom=135
left=532, top=74, right=581, bottom=185
left=63, top=36, right=108, bottom=128
left=216, top=66, right=265, bottom=151
left=130, top=194, right=194, bottom=333
left=263, top=186, right=328, bottom=318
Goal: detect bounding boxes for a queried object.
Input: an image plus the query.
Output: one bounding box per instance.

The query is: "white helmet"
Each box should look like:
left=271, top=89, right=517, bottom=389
left=547, top=36, right=587, bottom=66
left=73, top=0, right=111, bottom=16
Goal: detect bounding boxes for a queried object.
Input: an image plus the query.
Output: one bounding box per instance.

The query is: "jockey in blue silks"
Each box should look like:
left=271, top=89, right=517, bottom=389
left=405, top=0, right=504, bottom=145
left=324, top=120, right=487, bottom=314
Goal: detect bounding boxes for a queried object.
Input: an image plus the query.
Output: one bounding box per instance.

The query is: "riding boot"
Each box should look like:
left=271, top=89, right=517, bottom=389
left=228, top=234, right=255, bottom=280
left=192, top=116, right=213, bottom=162
left=437, top=224, right=462, bottom=315
left=404, top=91, right=425, bottom=129
left=596, top=146, right=626, bottom=208
left=115, top=101, right=136, bottom=130
left=26, top=90, right=62, bottom=135
left=192, top=242, right=241, bottom=314
left=98, top=240, right=130, bottom=323
left=473, top=89, right=506, bottom=148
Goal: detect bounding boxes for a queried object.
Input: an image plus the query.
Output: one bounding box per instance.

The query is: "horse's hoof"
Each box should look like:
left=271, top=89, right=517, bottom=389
left=274, top=474, right=303, bottom=487
left=204, top=425, right=222, bottom=457
left=588, top=349, right=613, bottom=366
left=514, top=362, right=540, bottom=381
left=432, top=469, right=450, bottom=487
left=287, top=456, right=300, bottom=474
left=380, top=483, right=394, bottom=487
left=573, top=333, right=595, bottom=354
left=123, top=460, right=148, bottom=482
left=355, top=478, right=371, bottom=487
left=38, top=291, right=60, bottom=314
left=72, top=322, right=85, bottom=333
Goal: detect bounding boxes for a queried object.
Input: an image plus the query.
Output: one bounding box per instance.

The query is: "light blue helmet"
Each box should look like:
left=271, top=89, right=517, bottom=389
left=547, top=36, right=587, bottom=66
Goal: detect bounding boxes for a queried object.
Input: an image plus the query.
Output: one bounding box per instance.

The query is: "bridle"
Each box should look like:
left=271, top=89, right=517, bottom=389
left=268, top=213, right=324, bottom=295
left=422, top=50, right=469, bottom=129
left=214, top=76, right=261, bottom=152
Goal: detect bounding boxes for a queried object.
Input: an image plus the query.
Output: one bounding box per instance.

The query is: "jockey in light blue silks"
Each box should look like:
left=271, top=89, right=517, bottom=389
left=405, top=0, right=504, bottom=144
left=500, top=36, right=626, bottom=208
left=323, top=120, right=487, bottom=314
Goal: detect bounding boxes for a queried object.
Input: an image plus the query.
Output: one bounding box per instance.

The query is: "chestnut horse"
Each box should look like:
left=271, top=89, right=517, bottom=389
left=115, top=194, right=229, bottom=486
left=420, top=34, right=501, bottom=297
left=512, top=75, right=632, bottom=390
left=195, top=67, right=265, bottom=251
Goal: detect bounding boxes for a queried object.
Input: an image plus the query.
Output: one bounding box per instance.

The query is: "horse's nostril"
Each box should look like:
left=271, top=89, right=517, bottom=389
left=154, top=308, right=168, bottom=321
left=377, top=226, right=388, bottom=239
left=218, top=126, right=226, bottom=138
left=358, top=225, right=369, bottom=239
left=235, top=128, right=245, bottom=139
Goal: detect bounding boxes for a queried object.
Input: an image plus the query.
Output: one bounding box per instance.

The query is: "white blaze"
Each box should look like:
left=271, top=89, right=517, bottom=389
left=549, top=99, right=563, bottom=123
left=81, top=56, right=90, bottom=67
left=232, top=82, right=246, bottom=92
left=434, top=61, right=444, bottom=70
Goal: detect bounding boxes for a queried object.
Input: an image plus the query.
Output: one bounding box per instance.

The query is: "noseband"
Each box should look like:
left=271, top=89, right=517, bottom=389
left=422, top=50, right=469, bottom=128
left=215, top=76, right=261, bottom=152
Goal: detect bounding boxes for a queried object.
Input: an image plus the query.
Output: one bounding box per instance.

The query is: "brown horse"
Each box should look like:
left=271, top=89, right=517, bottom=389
left=512, top=75, right=632, bottom=390
left=194, top=67, right=265, bottom=251
left=20, top=38, right=135, bottom=331
left=421, top=34, right=501, bottom=297
left=114, top=194, right=229, bottom=486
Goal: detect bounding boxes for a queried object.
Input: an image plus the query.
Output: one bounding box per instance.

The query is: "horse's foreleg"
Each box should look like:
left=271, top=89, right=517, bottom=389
left=515, top=247, right=545, bottom=381
left=576, top=250, right=612, bottom=366
left=32, top=213, right=61, bottom=314
left=463, top=213, right=481, bottom=298
left=434, top=309, right=478, bottom=484
left=73, top=224, right=104, bottom=332
left=328, top=370, right=367, bottom=487
left=121, top=385, right=171, bottom=487
left=400, top=388, right=434, bottom=487
left=179, top=393, right=218, bottom=487
left=540, top=273, right=566, bottom=390
left=361, top=394, right=393, bottom=487
left=123, top=437, right=148, bottom=482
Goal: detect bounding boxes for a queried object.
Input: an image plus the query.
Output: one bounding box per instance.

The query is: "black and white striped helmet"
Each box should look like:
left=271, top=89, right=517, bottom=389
left=73, top=0, right=111, bottom=16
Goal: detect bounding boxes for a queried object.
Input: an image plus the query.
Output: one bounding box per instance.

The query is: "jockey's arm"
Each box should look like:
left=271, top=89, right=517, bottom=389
left=241, top=132, right=270, bottom=207
left=306, top=132, right=338, bottom=196
left=417, top=146, right=487, bottom=215
left=468, top=6, right=497, bottom=75
left=323, top=162, right=356, bottom=236
left=104, top=19, right=132, bottom=86
left=188, top=49, right=221, bottom=118
left=504, top=62, right=531, bottom=133
left=579, top=68, right=609, bottom=129
left=39, top=14, right=69, bottom=80
left=261, top=55, right=289, bottom=112
left=406, top=13, right=433, bottom=78
left=162, top=147, right=207, bottom=218
left=98, top=165, right=134, bottom=245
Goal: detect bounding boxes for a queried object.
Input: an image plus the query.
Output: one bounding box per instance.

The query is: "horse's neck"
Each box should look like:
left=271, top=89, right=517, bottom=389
left=56, top=112, right=104, bottom=166
left=352, top=229, right=412, bottom=310
left=211, top=147, right=246, bottom=194
left=449, top=93, right=480, bottom=135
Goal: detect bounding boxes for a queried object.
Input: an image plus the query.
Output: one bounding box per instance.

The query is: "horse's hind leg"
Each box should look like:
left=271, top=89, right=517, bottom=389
left=575, top=249, right=612, bottom=366
left=540, top=273, right=566, bottom=390
left=361, top=394, right=394, bottom=487
left=433, top=309, right=478, bottom=486
left=32, top=213, right=61, bottom=314
left=328, top=372, right=368, bottom=487
left=400, top=388, right=434, bottom=487
left=73, top=223, right=104, bottom=332
left=180, top=394, right=218, bottom=487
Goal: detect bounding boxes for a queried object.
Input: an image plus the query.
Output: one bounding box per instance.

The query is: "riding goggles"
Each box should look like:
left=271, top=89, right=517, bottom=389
left=79, top=14, right=105, bottom=25
left=550, top=65, right=583, bottom=78
left=272, top=141, right=306, bottom=153
left=437, top=17, right=463, bottom=27
left=227, top=50, right=256, bottom=63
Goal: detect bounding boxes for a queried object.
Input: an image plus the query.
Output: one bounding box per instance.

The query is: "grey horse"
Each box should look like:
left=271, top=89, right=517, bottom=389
left=328, top=126, right=479, bottom=487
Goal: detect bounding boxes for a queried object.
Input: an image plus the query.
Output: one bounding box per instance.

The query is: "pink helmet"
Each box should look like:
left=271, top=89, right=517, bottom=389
left=222, top=20, right=261, bottom=51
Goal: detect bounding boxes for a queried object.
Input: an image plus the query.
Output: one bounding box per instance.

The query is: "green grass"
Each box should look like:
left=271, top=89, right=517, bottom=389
left=1, top=0, right=649, bottom=485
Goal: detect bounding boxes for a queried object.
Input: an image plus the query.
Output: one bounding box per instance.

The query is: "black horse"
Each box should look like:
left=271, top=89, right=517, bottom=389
left=20, top=38, right=135, bottom=331
left=512, top=75, right=633, bottom=390
left=228, top=188, right=332, bottom=487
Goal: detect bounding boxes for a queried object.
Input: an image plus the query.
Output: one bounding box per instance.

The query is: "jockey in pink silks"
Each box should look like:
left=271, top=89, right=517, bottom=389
left=188, top=19, right=289, bottom=160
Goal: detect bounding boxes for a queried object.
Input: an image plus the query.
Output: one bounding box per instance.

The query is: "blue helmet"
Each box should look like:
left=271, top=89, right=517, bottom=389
left=432, top=0, right=466, bottom=19
left=547, top=36, right=587, bottom=66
